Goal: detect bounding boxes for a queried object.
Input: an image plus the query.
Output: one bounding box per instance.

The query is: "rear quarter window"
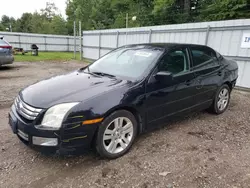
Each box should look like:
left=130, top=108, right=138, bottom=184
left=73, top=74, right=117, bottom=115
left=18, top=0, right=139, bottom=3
left=190, top=46, right=219, bottom=70
left=216, top=51, right=223, bottom=60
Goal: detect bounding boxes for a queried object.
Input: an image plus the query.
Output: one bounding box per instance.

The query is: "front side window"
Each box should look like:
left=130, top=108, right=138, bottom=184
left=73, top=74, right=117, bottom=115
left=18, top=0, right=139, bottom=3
left=190, top=46, right=219, bottom=69
left=87, top=46, right=164, bottom=80
left=158, top=48, right=189, bottom=75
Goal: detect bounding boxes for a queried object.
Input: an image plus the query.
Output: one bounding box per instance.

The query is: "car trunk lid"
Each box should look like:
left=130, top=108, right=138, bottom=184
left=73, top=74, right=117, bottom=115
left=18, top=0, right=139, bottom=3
left=0, top=38, right=12, bottom=56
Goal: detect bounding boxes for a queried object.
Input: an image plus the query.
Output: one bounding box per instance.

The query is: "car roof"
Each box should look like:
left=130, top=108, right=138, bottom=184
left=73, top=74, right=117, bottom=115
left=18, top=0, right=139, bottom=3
left=126, top=43, right=209, bottom=49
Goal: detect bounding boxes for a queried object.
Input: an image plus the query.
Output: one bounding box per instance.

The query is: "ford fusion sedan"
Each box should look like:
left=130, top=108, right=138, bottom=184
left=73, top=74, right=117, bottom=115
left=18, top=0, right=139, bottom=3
left=0, top=36, right=14, bottom=66
left=9, top=43, right=238, bottom=159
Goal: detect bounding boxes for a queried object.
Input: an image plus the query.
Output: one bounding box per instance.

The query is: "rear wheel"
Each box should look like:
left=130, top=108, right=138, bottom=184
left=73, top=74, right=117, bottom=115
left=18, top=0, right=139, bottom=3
left=96, top=110, right=137, bottom=159
left=210, top=84, right=231, bottom=114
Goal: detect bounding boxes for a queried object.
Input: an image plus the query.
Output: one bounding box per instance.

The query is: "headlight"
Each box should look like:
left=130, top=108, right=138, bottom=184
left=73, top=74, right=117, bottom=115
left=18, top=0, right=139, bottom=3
left=36, top=103, right=79, bottom=130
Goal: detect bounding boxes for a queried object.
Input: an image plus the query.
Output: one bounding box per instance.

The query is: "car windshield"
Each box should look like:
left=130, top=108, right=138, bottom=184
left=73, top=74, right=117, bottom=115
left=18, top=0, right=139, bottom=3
left=86, top=46, right=163, bottom=80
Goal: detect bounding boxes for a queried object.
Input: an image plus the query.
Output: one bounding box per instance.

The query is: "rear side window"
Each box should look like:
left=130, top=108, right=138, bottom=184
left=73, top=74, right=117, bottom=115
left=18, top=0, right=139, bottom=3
left=190, top=46, right=219, bottom=69
left=0, top=39, right=8, bottom=45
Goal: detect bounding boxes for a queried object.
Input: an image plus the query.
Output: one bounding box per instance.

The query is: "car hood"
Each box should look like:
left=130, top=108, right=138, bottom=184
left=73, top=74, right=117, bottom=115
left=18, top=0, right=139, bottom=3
left=20, top=71, right=128, bottom=108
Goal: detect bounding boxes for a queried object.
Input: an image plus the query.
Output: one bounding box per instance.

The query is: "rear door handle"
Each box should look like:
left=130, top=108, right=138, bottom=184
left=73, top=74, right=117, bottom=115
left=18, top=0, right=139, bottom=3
left=218, top=71, right=222, bottom=76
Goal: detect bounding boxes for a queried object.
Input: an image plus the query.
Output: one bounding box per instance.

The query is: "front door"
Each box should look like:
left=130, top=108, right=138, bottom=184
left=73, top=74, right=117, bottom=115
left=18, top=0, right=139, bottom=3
left=145, top=47, right=197, bottom=128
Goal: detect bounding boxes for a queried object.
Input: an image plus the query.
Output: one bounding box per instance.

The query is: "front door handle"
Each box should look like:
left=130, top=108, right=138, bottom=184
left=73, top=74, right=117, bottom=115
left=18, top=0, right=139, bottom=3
left=218, top=71, right=222, bottom=76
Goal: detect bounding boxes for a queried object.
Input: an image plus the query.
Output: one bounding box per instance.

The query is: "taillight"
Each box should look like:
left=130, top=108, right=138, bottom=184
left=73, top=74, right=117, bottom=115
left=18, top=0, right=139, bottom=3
left=0, top=46, right=12, bottom=49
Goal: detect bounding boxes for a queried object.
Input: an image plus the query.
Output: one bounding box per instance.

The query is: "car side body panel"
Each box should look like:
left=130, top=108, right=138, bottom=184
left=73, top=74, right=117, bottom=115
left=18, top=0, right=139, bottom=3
left=220, top=58, right=238, bottom=84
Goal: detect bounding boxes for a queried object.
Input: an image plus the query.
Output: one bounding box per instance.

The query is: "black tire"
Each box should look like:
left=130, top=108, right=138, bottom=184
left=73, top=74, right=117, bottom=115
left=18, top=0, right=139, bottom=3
left=210, top=84, right=231, bottom=114
left=95, top=110, right=137, bottom=159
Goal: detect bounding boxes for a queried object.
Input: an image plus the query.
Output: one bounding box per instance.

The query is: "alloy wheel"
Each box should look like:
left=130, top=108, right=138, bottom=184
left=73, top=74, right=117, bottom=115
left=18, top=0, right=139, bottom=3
left=103, top=117, right=134, bottom=154
left=217, top=88, right=229, bottom=111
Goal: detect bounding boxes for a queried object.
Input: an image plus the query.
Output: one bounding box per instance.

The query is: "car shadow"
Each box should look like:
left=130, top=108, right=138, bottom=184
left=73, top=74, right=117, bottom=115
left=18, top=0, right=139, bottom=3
left=134, top=110, right=210, bottom=146
left=0, top=65, right=27, bottom=71
left=0, top=66, right=14, bottom=71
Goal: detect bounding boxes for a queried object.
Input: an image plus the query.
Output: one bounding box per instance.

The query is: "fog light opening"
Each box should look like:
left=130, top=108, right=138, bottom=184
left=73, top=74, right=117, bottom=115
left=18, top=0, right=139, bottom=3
left=32, top=137, right=58, bottom=146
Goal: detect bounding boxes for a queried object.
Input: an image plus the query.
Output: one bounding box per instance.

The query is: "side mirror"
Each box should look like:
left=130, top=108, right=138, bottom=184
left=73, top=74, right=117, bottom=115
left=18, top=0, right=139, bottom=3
left=154, top=71, right=173, bottom=82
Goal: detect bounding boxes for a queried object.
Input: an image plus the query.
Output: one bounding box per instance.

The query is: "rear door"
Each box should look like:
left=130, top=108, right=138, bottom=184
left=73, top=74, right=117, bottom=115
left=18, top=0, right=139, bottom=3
left=189, top=46, right=222, bottom=106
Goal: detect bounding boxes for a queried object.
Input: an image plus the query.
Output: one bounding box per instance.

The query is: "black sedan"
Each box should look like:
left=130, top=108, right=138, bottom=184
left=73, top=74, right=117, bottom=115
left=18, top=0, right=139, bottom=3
left=9, top=43, right=238, bottom=159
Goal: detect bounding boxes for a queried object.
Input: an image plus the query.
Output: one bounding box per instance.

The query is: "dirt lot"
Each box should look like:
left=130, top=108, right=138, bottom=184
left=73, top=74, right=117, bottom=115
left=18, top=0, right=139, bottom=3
left=1, top=61, right=250, bottom=188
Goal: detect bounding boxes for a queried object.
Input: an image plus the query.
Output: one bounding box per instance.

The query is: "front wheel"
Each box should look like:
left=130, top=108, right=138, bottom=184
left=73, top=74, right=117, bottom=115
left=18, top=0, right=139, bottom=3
left=95, top=110, right=137, bottom=159
left=210, top=84, right=231, bottom=114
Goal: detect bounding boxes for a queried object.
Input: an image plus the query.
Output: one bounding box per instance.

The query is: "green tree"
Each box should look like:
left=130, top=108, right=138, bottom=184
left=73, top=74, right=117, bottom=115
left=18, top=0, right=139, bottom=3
left=29, top=12, right=51, bottom=34
left=51, top=15, right=68, bottom=34
left=66, top=0, right=95, bottom=32
left=16, top=13, right=33, bottom=33
left=1, top=15, right=17, bottom=31
left=110, top=0, right=154, bottom=28
left=0, top=23, right=4, bottom=31
left=2, top=0, right=250, bottom=34
left=198, top=0, right=250, bottom=21
left=66, top=0, right=155, bottom=30
left=41, top=2, right=59, bottom=20
left=1, top=15, right=11, bottom=29
left=152, top=0, right=199, bottom=24
left=133, top=0, right=155, bottom=27
left=152, top=0, right=176, bottom=24
left=91, top=0, right=115, bottom=29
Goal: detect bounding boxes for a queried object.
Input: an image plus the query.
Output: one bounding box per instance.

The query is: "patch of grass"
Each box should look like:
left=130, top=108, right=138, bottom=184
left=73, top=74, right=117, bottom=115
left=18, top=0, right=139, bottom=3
left=14, top=52, right=84, bottom=62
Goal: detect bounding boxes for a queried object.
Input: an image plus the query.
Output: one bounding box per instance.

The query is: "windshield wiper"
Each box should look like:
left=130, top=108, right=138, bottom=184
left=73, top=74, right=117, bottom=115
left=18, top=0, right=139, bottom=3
left=79, top=66, right=102, bottom=77
left=92, top=72, right=116, bottom=78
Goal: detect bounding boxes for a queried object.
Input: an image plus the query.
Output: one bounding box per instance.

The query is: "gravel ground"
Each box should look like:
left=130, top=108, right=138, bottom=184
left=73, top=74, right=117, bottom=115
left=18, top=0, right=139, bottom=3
left=1, top=61, right=250, bottom=188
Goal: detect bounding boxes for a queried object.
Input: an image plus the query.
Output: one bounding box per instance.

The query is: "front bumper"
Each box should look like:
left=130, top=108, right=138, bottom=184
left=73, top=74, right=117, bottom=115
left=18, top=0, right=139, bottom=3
left=9, top=104, right=98, bottom=155
left=0, top=55, right=14, bottom=65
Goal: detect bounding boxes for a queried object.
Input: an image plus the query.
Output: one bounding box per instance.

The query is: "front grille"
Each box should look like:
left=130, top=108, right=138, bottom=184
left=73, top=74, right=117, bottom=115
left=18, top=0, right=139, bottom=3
left=14, top=96, right=43, bottom=121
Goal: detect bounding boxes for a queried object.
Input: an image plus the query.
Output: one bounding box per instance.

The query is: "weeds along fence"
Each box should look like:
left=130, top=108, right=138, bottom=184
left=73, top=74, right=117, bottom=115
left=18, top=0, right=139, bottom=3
left=82, top=19, right=250, bottom=89
left=0, top=31, right=80, bottom=52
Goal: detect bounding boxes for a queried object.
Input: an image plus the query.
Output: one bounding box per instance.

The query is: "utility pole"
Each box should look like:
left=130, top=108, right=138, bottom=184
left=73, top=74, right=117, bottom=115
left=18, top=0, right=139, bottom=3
left=126, top=13, right=128, bottom=28
left=73, top=21, right=76, bottom=59
left=9, top=24, right=12, bottom=32
left=79, top=21, right=82, bottom=60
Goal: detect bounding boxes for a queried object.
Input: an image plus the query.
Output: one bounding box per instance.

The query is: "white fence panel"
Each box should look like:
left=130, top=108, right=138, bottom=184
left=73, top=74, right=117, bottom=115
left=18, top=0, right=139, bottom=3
left=82, top=19, right=250, bottom=89
left=0, top=31, right=76, bottom=52
left=101, top=34, right=117, bottom=48
left=118, top=34, right=128, bottom=46
left=83, top=47, right=99, bottom=60
left=82, top=35, right=99, bottom=47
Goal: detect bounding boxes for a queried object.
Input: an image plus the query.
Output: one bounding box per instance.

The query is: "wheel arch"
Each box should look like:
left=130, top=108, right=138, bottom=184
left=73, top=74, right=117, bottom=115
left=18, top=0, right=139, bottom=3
left=103, top=105, right=143, bottom=135
left=223, top=81, right=233, bottom=91
left=90, top=105, right=144, bottom=148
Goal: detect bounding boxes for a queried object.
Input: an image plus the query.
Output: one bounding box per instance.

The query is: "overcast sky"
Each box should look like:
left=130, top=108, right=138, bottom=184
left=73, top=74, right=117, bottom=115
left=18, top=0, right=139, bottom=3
left=0, top=0, right=67, bottom=19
